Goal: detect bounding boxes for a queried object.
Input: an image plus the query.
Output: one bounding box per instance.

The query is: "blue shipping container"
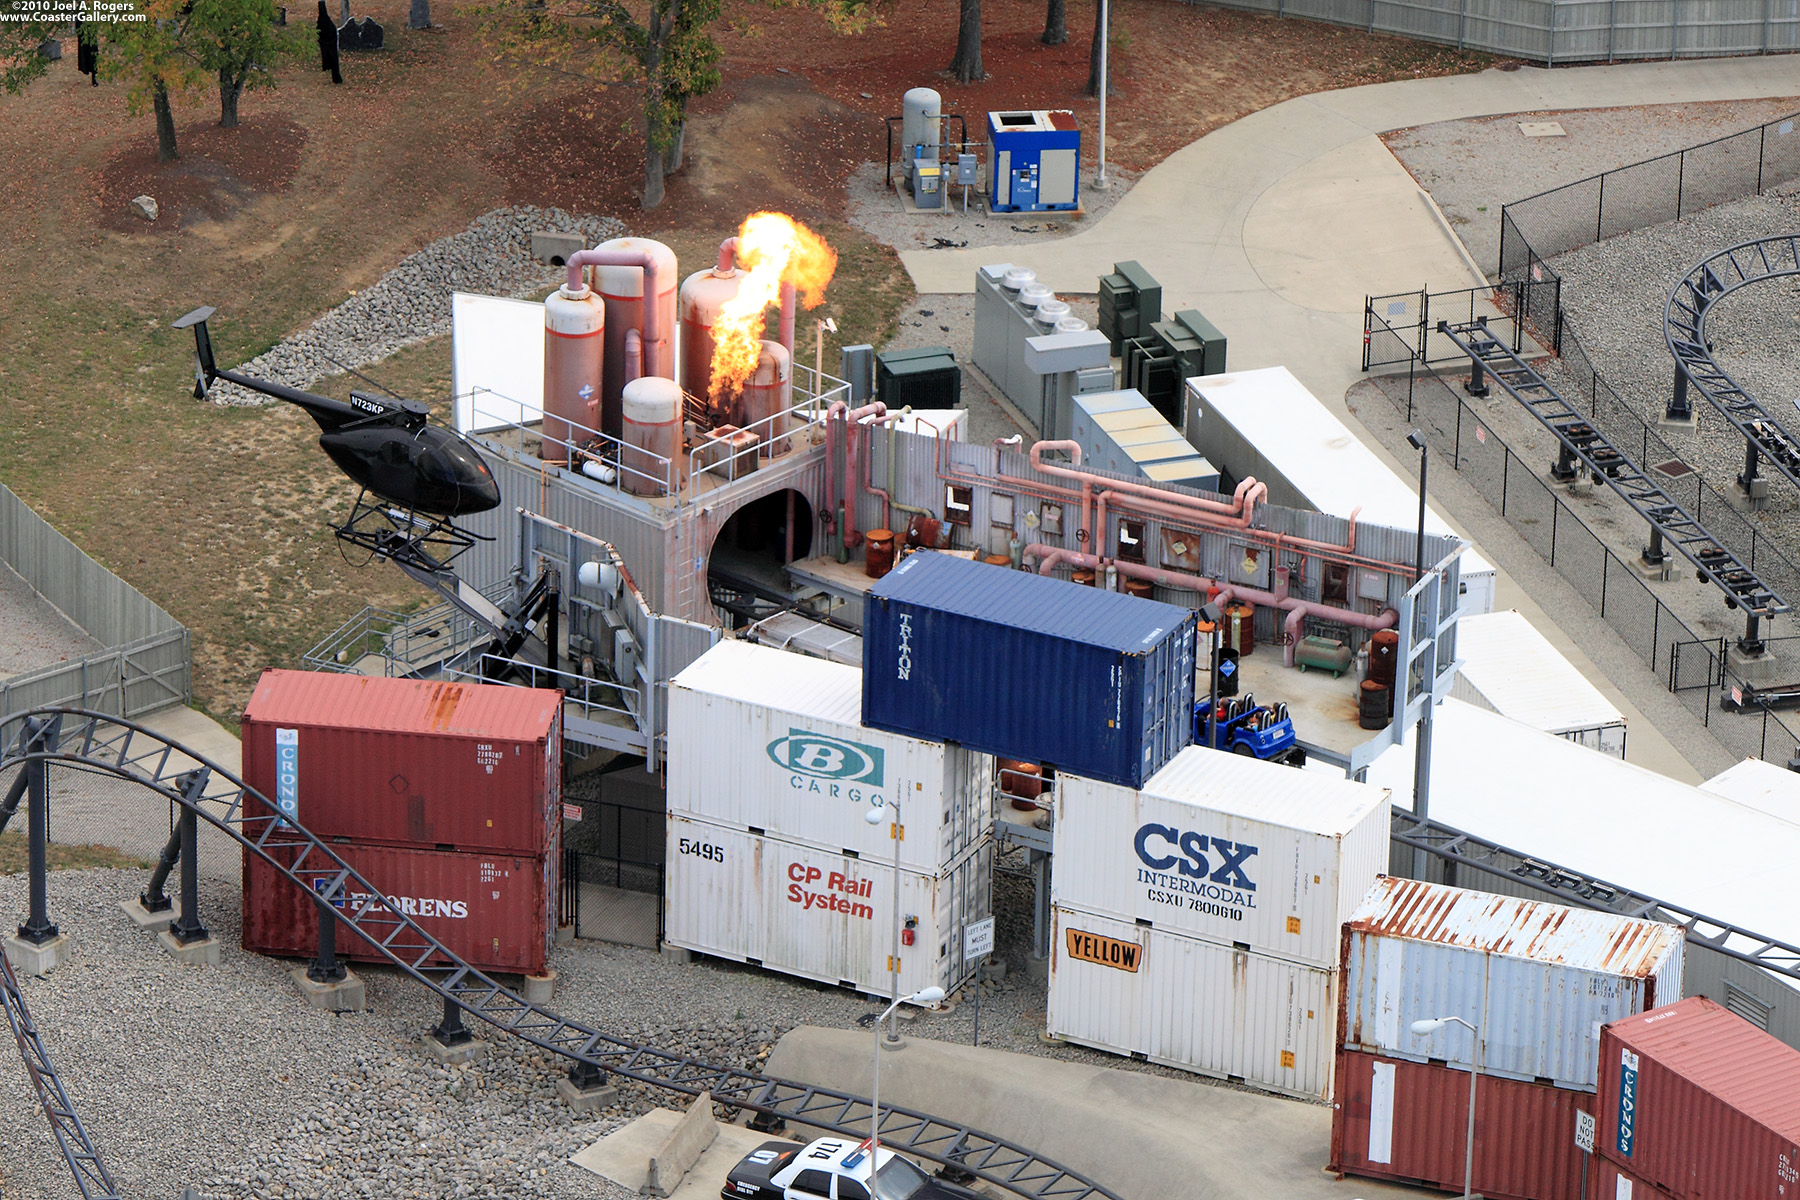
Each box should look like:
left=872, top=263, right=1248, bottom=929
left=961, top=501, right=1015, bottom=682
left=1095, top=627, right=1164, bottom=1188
left=862, top=552, right=1196, bottom=789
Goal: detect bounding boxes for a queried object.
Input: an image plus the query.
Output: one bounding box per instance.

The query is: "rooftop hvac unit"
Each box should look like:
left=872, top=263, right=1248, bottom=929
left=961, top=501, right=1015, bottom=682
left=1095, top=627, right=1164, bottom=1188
left=1097, top=260, right=1163, bottom=354
left=876, top=346, right=961, bottom=409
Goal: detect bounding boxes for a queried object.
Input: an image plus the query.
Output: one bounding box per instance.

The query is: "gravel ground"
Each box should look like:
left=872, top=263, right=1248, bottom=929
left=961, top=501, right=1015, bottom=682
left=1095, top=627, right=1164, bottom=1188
left=1384, top=98, right=1800, bottom=276
left=207, top=208, right=627, bottom=407
left=0, top=565, right=102, bottom=681
left=846, top=160, right=1140, bottom=255
left=1543, top=182, right=1800, bottom=585
left=0, top=838, right=1225, bottom=1200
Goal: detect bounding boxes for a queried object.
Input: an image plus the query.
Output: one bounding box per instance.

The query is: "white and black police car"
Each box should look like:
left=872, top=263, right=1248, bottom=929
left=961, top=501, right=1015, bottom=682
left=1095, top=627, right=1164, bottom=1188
left=720, top=1135, right=983, bottom=1200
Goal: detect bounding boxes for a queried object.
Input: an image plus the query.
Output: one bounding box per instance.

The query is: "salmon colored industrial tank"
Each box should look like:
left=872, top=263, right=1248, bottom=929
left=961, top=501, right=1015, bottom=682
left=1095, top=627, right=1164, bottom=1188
left=595, top=237, right=678, bottom=437
left=678, top=258, right=743, bottom=419
left=620, top=375, right=682, bottom=497
left=743, top=340, right=792, bottom=456
left=242, top=841, right=554, bottom=976
left=541, top=281, right=605, bottom=464
left=240, top=669, right=563, bottom=857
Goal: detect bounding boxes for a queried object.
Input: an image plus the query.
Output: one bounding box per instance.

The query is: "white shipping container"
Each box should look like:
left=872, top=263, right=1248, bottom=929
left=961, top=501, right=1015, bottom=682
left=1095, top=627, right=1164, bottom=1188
left=1051, top=746, right=1389, bottom=968
left=1699, top=758, right=1800, bottom=825
left=1184, top=367, right=1496, bottom=617
left=668, top=641, right=993, bottom=872
left=1339, top=877, right=1684, bottom=1092
left=1047, top=905, right=1338, bottom=1101
left=1449, top=610, right=1627, bottom=757
left=664, top=815, right=990, bottom=1001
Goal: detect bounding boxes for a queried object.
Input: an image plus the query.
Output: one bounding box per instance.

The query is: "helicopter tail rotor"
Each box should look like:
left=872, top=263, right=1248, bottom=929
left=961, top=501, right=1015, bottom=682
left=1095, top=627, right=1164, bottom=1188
left=172, top=306, right=219, bottom=400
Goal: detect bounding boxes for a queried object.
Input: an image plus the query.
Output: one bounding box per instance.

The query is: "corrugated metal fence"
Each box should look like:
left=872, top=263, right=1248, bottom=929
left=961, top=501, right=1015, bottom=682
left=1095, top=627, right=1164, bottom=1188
left=1201, top=0, right=1800, bottom=63
left=0, top=484, right=190, bottom=720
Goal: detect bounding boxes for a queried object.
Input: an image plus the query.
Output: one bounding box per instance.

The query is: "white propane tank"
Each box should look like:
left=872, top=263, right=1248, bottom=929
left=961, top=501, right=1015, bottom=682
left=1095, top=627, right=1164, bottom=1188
left=901, top=87, right=942, bottom=191
left=679, top=263, right=743, bottom=418
left=542, top=283, right=605, bottom=464
left=594, top=237, right=679, bottom=439
left=620, top=376, right=683, bottom=497
left=742, top=340, right=793, bottom=458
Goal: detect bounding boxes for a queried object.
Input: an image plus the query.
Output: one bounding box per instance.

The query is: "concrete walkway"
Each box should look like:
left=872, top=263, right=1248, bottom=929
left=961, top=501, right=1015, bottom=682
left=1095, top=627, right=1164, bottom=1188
left=903, top=57, right=1800, bottom=409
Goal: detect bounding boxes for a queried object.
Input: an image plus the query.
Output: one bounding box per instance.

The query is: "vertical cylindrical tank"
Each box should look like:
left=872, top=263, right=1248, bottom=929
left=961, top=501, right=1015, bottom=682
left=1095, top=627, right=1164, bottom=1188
left=901, top=87, right=941, bottom=171
left=679, top=263, right=743, bottom=421
left=742, top=340, right=792, bottom=457
left=620, top=376, right=682, bottom=497
left=594, top=237, right=679, bottom=440
left=542, top=283, right=605, bottom=464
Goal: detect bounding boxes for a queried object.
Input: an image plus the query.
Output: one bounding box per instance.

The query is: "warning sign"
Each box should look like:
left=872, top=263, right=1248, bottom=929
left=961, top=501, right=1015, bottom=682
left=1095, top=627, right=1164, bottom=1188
left=1064, top=928, right=1143, bottom=973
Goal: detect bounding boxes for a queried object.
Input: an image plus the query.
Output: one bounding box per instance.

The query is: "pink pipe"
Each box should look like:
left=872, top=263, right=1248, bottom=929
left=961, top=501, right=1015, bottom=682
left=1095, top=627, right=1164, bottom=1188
left=717, top=237, right=739, bottom=273
left=827, top=400, right=890, bottom=551
left=624, top=328, right=642, bottom=385
left=779, top=281, right=796, bottom=357
left=1098, top=487, right=1370, bottom=564
left=1030, top=440, right=1267, bottom=528
left=566, top=246, right=669, bottom=378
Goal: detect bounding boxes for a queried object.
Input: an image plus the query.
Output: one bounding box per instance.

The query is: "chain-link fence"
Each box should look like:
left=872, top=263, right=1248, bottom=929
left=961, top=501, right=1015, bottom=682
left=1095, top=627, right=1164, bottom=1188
left=1496, top=111, right=1800, bottom=339
left=1365, top=312, right=1800, bottom=768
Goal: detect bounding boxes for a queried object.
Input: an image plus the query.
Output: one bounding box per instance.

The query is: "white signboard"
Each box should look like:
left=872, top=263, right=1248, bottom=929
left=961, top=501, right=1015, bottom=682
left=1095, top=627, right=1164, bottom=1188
left=451, top=292, right=545, bottom=435
left=964, top=917, right=995, bottom=962
left=1574, top=1110, right=1596, bottom=1154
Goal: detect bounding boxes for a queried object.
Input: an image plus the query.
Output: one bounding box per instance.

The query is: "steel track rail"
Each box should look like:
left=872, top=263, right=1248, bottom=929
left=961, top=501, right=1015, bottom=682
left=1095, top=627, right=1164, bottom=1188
left=0, top=943, right=122, bottom=1199
left=1392, top=810, right=1800, bottom=982
left=1665, top=236, right=1800, bottom=488
left=0, top=708, right=1122, bottom=1200
left=1438, top=318, right=1788, bottom=618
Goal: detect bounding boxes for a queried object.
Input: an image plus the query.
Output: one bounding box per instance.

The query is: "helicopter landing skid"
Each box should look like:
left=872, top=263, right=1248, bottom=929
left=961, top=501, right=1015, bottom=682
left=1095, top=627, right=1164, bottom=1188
left=334, top=494, right=492, bottom=576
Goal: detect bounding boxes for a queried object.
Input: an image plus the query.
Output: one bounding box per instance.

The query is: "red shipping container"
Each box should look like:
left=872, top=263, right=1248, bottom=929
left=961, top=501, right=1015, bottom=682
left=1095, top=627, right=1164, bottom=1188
left=1331, top=1049, right=1594, bottom=1200
left=241, top=670, right=562, bottom=856
left=1590, top=1158, right=1678, bottom=1200
left=241, top=840, right=555, bottom=976
left=1596, top=996, right=1800, bottom=1200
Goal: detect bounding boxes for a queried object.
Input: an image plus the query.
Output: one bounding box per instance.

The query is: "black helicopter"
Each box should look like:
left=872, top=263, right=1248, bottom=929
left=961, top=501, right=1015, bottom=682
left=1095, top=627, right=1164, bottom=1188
left=174, top=306, right=501, bottom=574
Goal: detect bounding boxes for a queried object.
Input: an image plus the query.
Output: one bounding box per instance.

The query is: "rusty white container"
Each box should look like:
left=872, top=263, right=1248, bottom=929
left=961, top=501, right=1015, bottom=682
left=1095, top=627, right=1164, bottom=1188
left=594, top=237, right=678, bottom=437
left=667, top=640, right=992, bottom=873
left=619, top=376, right=681, bottom=497
left=1050, top=746, right=1389, bottom=969
left=1339, top=876, right=1685, bottom=1092
left=742, top=340, right=793, bottom=457
left=1047, top=903, right=1338, bottom=1101
left=541, top=282, right=605, bottom=463
left=664, top=814, right=990, bottom=1002
left=678, top=263, right=742, bottom=414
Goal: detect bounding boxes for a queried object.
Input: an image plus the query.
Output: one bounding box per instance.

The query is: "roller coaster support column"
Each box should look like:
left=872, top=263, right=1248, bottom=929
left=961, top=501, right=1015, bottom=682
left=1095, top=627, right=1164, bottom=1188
left=159, top=770, right=221, bottom=965
left=294, top=880, right=367, bottom=1011
left=1668, top=368, right=1693, bottom=423
left=425, top=994, right=488, bottom=1065
left=4, top=718, right=69, bottom=976
left=556, top=1057, right=617, bottom=1114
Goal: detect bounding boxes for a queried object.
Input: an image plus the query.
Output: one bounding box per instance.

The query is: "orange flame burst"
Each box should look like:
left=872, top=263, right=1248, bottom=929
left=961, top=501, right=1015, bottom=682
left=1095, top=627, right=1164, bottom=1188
left=708, top=211, right=838, bottom=404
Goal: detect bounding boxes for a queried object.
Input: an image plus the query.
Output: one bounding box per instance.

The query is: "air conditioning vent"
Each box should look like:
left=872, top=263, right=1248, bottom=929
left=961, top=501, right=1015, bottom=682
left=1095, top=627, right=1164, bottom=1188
left=1723, top=981, right=1773, bottom=1031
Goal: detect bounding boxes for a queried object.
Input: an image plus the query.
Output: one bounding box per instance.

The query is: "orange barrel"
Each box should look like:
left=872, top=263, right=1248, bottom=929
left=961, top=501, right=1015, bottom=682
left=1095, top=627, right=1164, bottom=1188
left=1072, top=568, right=1096, bottom=587
left=1369, top=629, right=1400, bottom=687
left=982, top=553, right=1012, bottom=569
left=998, top=759, right=1044, bottom=808
left=1359, top=679, right=1391, bottom=730
left=865, top=529, right=896, bottom=579
left=906, top=514, right=941, bottom=548
left=1224, top=601, right=1256, bottom=655
left=1122, top=577, right=1154, bottom=599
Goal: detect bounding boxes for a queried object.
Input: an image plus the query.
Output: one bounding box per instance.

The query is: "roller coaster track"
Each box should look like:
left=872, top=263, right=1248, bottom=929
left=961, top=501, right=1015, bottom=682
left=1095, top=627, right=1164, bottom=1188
left=1666, top=235, right=1800, bottom=488
left=1439, top=317, right=1789, bottom=618
left=0, top=708, right=1123, bottom=1200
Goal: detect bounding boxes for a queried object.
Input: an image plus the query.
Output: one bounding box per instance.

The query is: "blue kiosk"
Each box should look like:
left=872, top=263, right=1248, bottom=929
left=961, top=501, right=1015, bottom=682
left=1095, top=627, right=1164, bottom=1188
left=987, top=110, right=1081, bottom=214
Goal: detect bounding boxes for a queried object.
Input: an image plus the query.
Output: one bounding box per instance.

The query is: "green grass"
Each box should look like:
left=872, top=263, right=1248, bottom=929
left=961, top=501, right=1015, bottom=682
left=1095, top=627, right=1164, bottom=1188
left=0, top=831, right=153, bottom=875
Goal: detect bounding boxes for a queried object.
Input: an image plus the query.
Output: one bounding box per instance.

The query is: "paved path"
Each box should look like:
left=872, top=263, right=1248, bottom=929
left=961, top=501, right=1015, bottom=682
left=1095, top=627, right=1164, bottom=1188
left=903, top=56, right=1799, bottom=782
left=902, top=57, right=1800, bottom=406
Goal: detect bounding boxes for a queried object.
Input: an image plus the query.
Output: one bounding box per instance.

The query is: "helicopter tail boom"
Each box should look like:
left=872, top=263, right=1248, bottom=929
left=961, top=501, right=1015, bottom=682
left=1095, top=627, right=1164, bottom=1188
left=172, top=306, right=363, bottom=429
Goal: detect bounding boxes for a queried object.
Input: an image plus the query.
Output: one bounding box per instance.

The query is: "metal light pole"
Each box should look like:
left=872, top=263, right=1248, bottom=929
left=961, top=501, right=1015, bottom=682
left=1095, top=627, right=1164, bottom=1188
left=1097, top=0, right=1109, bottom=186
left=1201, top=600, right=1222, bottom=748
left=1413, top=1016, right=1481, bottom=1197
left=865, top=985, right=946, bottom=1189
left=865, top=800, right=906, bottom=1042
left=1407, top=431, right=1434, bottom=882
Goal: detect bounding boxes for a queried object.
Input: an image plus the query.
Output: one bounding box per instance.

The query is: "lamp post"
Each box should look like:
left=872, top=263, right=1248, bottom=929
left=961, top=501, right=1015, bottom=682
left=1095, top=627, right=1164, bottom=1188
left=864, top=985, right=945, bottom=1189
left=865, top=799, right=907, bottom=1042
left=1413, top=1016, right=1481, bottom=1198
left=815, top=316, right=838, bottom=411
left=1200, top=599, right=1222, bottom=749
left=1406, top=431, right=1433, bottom=882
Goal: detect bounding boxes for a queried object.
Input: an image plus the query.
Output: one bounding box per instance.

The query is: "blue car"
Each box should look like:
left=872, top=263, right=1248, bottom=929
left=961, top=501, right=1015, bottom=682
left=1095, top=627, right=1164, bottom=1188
left=1194, top=693, right=1304, bottom=766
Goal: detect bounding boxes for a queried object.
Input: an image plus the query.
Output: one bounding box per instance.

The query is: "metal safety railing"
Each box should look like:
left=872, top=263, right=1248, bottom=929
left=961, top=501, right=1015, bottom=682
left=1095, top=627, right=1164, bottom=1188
left=0, top=708, right=1125, bottom=1200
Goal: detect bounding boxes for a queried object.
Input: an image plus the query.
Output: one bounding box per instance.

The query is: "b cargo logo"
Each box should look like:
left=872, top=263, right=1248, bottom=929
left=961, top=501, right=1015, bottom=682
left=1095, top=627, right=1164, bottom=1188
left=767, top=729, right=885, bottom=786
left=1615, top=1048, right=1639, bottom=1157
left=274, top=728, right=299, bottom=824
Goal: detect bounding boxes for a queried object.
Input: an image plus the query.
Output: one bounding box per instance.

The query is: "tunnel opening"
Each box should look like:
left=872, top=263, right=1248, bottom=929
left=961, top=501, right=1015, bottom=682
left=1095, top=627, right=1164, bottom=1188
left=706, top=489, right=813, bottom=627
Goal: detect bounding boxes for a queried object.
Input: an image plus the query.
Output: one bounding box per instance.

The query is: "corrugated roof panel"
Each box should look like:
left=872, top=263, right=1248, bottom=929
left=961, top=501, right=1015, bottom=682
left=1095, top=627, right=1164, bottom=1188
left=244, top=669, right=561, bottom=742
left=1345, top=876, right=1683, bottom=979
left=669, top=639, right=863, bottom=727
left=1699, top=757, right=1800, bottom=826
left=867, top=549, right=1190, bottom=654
left=1143, top=744, right=1388, bottom=837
